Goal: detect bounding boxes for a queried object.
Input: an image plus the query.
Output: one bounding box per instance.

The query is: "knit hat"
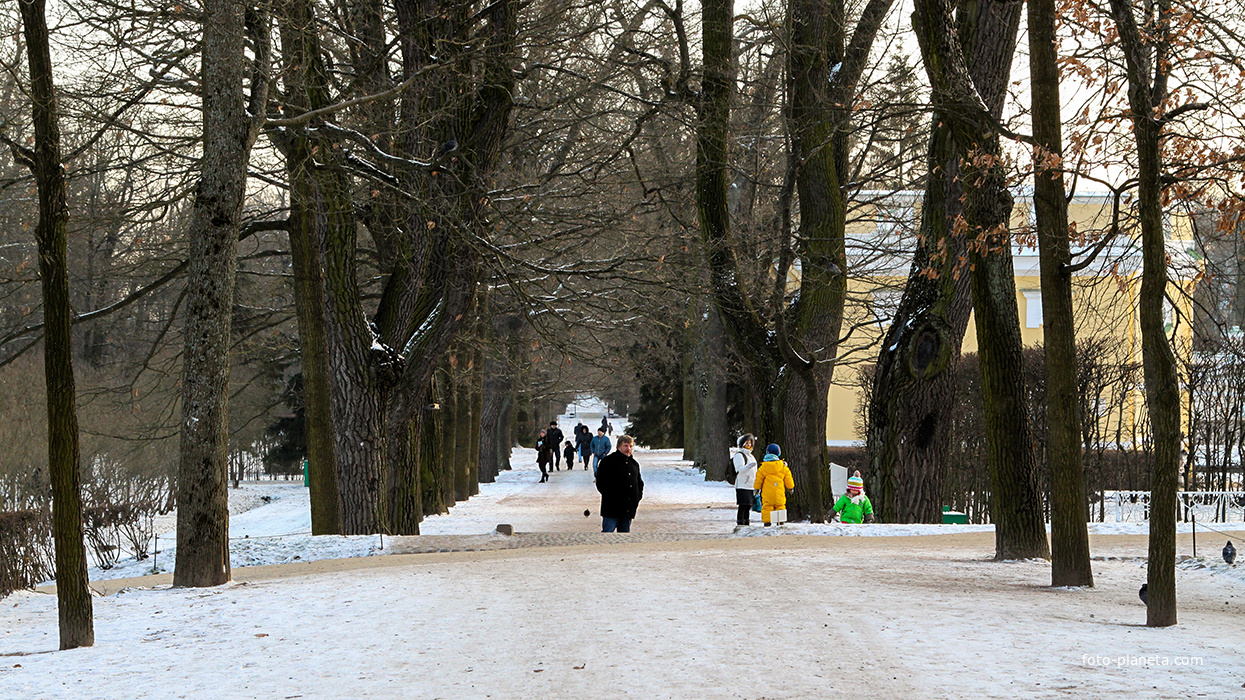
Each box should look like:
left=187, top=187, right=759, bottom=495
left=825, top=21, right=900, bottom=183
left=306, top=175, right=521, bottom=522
left=766, top=443, right=781, bottom=456
left=847, top=475, right=864, bottom=491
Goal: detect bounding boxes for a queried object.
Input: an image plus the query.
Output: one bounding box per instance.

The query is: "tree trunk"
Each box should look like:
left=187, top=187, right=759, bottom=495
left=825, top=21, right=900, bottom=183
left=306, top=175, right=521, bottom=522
left=467, top=343, right=484, bottom=495
left=1107, top=0, right=1179, bottom=626
left=439, top=363, right=458, bottom=508
left=1030, top=0, right=1093, bottom=586
left=868, top=0, right=1016, bottom=524
left=176, top=0, right=268, bottom=585
left=18, top=0, right=94, bottom=648
left=912, top=0, right=1049, bottom=560
left=695, top=304, right=730, bottom=479
left=278, top=0, right=340, bottom=535
left=698, top=0, right=893, bottom=521
left=387, top=413, right=422, bottom=534
left=454, top=347, right=474, bottom=501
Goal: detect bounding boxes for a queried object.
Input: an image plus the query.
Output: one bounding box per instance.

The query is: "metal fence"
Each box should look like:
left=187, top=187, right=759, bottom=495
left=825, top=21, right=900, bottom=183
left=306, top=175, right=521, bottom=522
left=1109, top=491, right=1245, bottom=523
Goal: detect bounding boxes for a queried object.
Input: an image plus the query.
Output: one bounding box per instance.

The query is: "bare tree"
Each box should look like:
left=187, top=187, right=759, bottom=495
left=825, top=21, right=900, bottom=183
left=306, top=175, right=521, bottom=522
left=175, top=0, right=269, bottom=586
left=12, top=0, right=94, bottom=648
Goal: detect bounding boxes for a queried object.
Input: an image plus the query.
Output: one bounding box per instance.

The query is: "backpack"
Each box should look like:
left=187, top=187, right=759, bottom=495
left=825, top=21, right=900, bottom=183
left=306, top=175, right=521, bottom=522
left=725, top=454, right=738, bottom=485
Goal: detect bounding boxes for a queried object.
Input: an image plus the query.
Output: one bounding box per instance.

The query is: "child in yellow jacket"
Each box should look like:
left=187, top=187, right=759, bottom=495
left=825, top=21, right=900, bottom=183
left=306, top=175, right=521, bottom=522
left=753, top=443, right=794, bottom=526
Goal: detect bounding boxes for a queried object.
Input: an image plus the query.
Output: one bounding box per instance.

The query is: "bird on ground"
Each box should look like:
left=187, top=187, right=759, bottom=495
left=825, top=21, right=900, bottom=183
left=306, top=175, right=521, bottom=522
left=1224, top=540, right=1237, bottom=566
left=1139, top=583, right=1148, bottom=606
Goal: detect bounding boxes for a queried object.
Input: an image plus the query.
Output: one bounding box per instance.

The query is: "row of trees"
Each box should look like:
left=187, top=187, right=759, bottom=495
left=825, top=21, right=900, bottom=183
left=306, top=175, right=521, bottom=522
left=7, top=0, right=1245, bottom=646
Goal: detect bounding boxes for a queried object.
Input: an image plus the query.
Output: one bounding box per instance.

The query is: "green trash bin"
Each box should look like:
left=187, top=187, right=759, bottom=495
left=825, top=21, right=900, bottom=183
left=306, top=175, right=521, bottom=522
left=941, top=506, right=967, bottom=524
left=302, top=457, right=309, bottom=487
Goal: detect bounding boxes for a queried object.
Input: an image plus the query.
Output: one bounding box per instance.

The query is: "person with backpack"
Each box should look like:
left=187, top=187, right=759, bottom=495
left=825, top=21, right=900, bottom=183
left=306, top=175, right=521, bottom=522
left=753, top=443, right=794, bottom=526
left=728, top=434, right=759, bottom=528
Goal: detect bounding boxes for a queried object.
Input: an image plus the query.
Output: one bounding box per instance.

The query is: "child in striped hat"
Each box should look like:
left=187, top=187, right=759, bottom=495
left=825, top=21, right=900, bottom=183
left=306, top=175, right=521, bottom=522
left=833, top=471, right=874, bottom=524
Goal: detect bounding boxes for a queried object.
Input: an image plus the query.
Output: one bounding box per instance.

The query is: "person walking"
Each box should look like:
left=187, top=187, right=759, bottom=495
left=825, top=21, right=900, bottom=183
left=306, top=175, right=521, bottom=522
left=595, top=435, right=644, bottom=532
left=575, top=424, right=593, bottom=470
left=600, top=415, right=613, bottom=436
left=536, top=429, right=551, bottom=483
left=753, top=443, right=794, bottom=526
left=731, top=434, right=759, bottom=527
left=590, top=428, right=612, bottom=475
left=563, top=440, right=576, bottom=471
left=545, top=421, right=565, bottom=470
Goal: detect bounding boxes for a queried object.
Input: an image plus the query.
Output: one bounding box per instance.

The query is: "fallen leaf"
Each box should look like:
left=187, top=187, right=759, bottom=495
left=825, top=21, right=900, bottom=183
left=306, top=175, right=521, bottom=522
left=255, top=633, right=269, bottom=638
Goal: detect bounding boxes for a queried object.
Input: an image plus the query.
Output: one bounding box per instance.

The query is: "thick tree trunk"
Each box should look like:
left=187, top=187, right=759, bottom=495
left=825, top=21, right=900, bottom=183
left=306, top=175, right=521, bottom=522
left=1030, top=0, right=1093, bottom=586
left=1106, top=0, right=1179, bottom=627
left=868, top=0, right=1017, bottom=524
left=176, top=0, right=268, bottom=585
left=278, top=0, right=340, bottom=535
left=387, top=413, right=422, bottom=534
left=18, top=0, right=93, bottom=648
left=912, top=0, right=1049, bottom=560
left=695, top=304, right=730, bottom=479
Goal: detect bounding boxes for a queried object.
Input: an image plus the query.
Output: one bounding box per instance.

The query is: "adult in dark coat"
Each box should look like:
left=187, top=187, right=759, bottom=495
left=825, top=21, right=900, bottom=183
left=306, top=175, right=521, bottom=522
left=594, top=435, right=644, bottom=532
left=545, top=421, right=565, bottom=470
left=575, top=424, right=593, bottom=470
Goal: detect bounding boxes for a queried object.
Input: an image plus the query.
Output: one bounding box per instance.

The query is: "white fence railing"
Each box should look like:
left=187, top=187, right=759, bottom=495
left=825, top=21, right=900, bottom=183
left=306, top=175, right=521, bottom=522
left=1109, top=491, right=1245, bottom=523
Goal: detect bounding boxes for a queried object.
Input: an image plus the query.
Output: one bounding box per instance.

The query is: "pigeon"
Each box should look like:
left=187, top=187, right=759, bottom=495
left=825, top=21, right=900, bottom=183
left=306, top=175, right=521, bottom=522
left=1138, top=583, right=1148, bottom=606
left=1225, top=541, right=1237, bottom=566
left=583, top=509, right=590, bottom=518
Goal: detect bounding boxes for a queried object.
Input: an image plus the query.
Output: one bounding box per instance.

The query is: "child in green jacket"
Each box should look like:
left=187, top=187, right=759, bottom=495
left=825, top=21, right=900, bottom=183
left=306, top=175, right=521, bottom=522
left=833, top=472, right=875, bottom=524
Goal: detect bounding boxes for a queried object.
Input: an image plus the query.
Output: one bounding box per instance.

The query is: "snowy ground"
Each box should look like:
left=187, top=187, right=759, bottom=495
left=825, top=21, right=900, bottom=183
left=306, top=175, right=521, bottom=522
left=7, top=446, right=1245, bottom=698
left=77, top=447, right=1245, bottom=583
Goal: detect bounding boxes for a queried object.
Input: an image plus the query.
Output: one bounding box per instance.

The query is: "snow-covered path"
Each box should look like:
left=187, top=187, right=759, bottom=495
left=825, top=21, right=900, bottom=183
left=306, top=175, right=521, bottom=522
left=419, top=448, right=741, bottom=535
left=5, top=535, right=1244, bottom=699
left=7, top=444, right=1245, bottom=698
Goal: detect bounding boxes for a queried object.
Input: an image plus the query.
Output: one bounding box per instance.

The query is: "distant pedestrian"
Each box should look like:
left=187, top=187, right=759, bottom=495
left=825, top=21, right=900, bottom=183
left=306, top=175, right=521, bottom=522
left=536, top=429, right=551, bottom=483
left=600, top=415, right=614, bottom=436
left=563, top=440, right=576, bottom=470
left=731, top=434, right=759, bottom=527
left=595, top=435, right=644, bottom=532
left=575, top=424, right=593, bottom=470
left=753, top=443, right=794, bottom=526
left=545, top=421, right=565, bottom=470
left=832, top=471, right=874, bottom=523
left=590, top=428, right=612, bottom=475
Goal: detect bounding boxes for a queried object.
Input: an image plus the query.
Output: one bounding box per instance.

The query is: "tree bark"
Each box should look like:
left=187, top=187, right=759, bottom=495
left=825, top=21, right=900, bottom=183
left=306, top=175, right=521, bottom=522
left=1030, top=0, right=1093, bottom=587
left=278, top=0, right=341, bottom=535
left=912, top=0, right=1049, bottom=560
left=868, top=0, right=1017, bottom=524
left=176, top=0, right=269, bottom=585
left=17, top=0, right=94, bottom=648
left=1107, top=0, right=1180, bottom=626
left=695, top=304, right=730, bottom=479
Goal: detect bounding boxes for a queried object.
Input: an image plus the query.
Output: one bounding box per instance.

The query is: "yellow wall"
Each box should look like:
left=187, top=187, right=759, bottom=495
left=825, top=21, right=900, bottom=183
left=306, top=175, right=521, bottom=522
left=826, top=194, right=1197, bottom=445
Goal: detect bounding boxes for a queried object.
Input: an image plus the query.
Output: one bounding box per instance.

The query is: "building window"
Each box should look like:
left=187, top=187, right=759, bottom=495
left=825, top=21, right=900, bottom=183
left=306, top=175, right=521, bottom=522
left=1022, top=290, right=1043, bottom=328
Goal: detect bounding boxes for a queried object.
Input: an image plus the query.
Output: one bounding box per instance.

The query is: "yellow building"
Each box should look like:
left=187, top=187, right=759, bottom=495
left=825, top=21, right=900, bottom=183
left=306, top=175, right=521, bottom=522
left=826, top=191, right=1199, bottom=446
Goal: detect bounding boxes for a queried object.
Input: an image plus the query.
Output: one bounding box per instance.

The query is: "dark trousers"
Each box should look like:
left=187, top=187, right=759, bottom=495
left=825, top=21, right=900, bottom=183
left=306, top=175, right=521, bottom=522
left=538, top=462, right=549, bottom=482
left=602, top=517, right=632, bottom=533
left=735, top=489, right=754, bottom=525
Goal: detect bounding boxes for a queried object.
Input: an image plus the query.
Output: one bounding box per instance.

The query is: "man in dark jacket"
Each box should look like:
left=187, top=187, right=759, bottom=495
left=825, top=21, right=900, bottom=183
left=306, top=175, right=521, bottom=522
left=595, top=435, right=644, bottom=532
left=545, top=421, right=565, bottom=470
